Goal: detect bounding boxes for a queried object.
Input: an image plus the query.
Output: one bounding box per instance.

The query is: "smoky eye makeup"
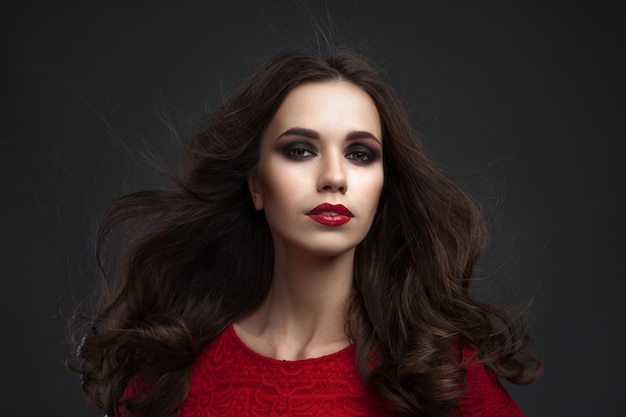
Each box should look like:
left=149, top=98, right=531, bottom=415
left=278, top=141, right=318, bottom=160
left=345, top=143, right=381, bottom=163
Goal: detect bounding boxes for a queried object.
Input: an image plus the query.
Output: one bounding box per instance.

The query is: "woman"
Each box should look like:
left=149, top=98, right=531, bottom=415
left=71, top=49, right=542, bottom=416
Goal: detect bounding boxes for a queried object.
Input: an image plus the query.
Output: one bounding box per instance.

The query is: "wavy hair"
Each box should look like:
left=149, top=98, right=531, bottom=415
left=69, top=49, right=541, bottom=417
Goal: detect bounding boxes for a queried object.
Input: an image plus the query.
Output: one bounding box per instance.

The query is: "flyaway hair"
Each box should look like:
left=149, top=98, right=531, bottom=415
left=69, top=49, right=541, bottom=417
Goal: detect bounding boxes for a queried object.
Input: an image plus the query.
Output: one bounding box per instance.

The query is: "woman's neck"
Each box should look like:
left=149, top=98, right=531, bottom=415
left=234, top=246, right=354, bottom=361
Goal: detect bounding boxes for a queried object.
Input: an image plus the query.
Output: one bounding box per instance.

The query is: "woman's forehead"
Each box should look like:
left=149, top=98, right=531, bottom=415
left=265, top=81, right=382, bottom=142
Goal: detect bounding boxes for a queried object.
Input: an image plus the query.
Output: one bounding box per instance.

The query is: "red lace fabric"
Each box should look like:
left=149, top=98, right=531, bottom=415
left=177, top=324, right=524, bottom=417
left=178, top=324, right=390, bottom=416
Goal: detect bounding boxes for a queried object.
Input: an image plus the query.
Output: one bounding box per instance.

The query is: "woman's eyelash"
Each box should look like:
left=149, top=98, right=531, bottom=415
left=281, top=142, right=317, bottom=159
left=345, top=145, right=379, bottom=163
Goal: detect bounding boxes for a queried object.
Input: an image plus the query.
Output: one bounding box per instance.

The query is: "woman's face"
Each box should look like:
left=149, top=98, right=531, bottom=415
left=249, top=81, right=384, bottom=257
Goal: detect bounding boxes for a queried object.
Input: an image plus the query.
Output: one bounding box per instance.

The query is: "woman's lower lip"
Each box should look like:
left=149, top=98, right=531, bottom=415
left=307, top=214, right=352, bottom=226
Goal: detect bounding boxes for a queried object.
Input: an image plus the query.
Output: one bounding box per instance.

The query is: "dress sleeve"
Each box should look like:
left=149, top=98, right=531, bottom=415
left=454, top=345, right=525, bottom=417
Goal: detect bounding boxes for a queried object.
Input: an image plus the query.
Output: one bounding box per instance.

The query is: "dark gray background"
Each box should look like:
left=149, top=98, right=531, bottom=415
left=3, top=1, right=624, bottom=416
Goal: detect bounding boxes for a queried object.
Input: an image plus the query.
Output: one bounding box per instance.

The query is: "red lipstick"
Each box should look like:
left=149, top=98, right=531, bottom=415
left=306, top=203, right=354, bottom=226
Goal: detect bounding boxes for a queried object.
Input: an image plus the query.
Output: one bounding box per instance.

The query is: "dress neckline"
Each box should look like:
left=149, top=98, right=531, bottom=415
left=225, top=322, right=355, bottom=365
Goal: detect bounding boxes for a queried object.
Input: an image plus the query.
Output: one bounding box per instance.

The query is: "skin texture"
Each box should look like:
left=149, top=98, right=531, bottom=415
left=239, top=81, right=384, bottom=360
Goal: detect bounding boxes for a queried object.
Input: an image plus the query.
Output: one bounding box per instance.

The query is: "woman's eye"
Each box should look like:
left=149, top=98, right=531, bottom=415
left=345, top=145, right=377, bottom=163
left=346, top=151, right=369, bottom=162
left=290, top=148, right=313, bottom=158
left=281, top=143, right=316, bottom=160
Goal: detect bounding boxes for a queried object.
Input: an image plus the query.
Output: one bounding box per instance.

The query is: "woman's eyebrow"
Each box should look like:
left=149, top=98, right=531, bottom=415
left=346, top=131, right=381, bottom=145
left=276, top=127, right=319, bottom=141
left=276, top=127, right=381, bottom=144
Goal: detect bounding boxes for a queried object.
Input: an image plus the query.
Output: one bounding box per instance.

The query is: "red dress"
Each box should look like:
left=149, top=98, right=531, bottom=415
left=176, top=324, right=524, bottom=417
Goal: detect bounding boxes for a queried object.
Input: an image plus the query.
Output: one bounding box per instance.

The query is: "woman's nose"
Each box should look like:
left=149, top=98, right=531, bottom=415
left=317, top=153, right=347, bottom=193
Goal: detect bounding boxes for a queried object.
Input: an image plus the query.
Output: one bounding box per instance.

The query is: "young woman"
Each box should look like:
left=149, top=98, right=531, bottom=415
left=71, top=49, right=542, bottom=417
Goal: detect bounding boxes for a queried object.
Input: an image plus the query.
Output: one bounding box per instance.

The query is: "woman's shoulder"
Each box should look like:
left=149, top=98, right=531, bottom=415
left=456, top=343, right=525, bottom=417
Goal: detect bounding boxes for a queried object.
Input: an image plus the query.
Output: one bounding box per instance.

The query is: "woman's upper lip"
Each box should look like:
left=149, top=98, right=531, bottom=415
left=307, top=203, right=354, bottom=217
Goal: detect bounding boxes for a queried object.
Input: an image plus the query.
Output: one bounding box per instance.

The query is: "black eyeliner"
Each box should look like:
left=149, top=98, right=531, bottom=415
left=345, top=143, right=380, bottom=162
left=279, top=141, right=317, bottom=159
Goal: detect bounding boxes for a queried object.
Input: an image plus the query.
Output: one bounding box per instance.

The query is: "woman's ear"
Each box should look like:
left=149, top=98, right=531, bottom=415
left=247, top=175, right=264, bottom=211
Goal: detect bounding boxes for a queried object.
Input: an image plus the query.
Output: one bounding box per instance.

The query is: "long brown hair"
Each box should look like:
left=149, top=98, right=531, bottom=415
left=70, top=49, right=541, bottom=417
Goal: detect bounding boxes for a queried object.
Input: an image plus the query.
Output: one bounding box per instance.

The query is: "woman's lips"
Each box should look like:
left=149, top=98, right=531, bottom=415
left=306, top=203, right=354, bottom=226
